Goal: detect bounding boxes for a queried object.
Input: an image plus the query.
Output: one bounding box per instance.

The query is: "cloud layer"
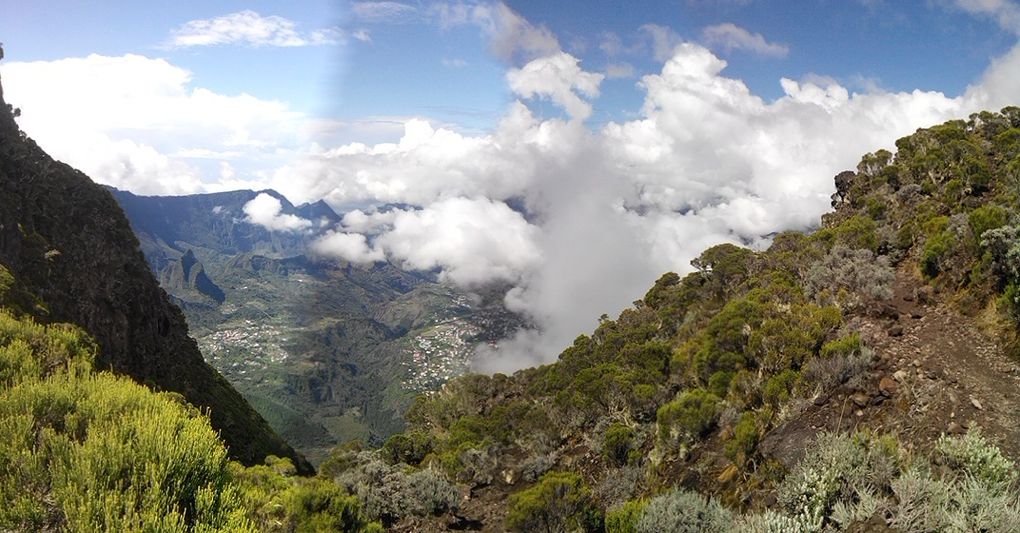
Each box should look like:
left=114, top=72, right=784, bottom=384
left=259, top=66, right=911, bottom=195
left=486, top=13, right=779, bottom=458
left=296, top=36, right=1020, bottom=372
left=2, top=54, right=306, bottom=195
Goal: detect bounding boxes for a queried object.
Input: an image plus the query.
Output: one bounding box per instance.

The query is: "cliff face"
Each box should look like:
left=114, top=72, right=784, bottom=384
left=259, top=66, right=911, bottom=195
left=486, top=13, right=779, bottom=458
left=0, top=65, right=309, bottom=472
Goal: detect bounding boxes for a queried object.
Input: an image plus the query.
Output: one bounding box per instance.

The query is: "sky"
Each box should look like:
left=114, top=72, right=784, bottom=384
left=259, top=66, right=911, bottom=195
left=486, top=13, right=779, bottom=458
left=3, top=0, right=1020, bottom=371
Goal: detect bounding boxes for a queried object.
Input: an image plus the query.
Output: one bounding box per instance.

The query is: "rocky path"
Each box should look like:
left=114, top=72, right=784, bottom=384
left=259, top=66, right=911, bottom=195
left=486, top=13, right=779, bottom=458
left=762, top=267, right=1020, bottom=466
left=853, top=269, right=1020, bottom=459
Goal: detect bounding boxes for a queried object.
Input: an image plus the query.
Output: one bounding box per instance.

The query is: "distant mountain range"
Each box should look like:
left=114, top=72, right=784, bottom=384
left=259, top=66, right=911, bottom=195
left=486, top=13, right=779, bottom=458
left=110, top=187, right=524, bottom=464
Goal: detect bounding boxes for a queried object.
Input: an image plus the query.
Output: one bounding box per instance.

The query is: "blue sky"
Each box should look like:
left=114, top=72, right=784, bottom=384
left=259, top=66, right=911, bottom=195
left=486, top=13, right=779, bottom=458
left=3, top=1, right=1020, bottom=369
left=3, top=1, right=1015, bottom=131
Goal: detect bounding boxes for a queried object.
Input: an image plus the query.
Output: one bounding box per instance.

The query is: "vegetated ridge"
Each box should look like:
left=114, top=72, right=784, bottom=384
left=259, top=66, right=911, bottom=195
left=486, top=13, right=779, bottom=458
left=0, top=62, right=309, bottom=471
left=344, top=107, right=1020, bottom=531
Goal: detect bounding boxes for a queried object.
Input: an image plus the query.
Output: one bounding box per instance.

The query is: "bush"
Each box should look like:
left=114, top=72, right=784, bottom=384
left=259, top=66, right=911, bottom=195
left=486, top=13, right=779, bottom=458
left=606, top=499, right=648, bottom=533
left=381, top=431, right=433, bottom=466
left=635, top=489, right=733, bottom=533
left=935, top=429, right=1016, bottom=490
left=969, top=205, right=1009, bottom=247
left=332, top=452, right=459, bottom=524
left=506, top=471, right=595, bottom=532
left=657, top=389, right=721, bottom=445
left=776, top=432, right=897, bottom=531
left=604, top=423, right=636, bottom=466
left=724, top=411, right=759, bottom=465
left=805, top=245, right=894, bottom=308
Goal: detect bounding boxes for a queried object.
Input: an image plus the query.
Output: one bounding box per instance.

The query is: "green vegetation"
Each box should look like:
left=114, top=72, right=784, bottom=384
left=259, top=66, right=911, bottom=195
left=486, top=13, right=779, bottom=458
left=506, top=471, right=598, bottom=532
left=0, top=265, right=380, bottom=532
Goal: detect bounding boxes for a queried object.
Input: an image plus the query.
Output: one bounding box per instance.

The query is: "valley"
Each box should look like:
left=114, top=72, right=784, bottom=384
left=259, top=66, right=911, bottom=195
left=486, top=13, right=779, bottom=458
left=111, top=188, right=524, bottom=464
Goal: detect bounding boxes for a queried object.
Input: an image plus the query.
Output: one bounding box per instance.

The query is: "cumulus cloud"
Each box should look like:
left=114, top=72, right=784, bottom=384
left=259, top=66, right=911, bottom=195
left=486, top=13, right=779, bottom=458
left=702, top=23, right=789, bottom=57
left=243, top=193, right=313, bottom=232
left=2, top=54, right=306, bottom=194
left=312, top=231, right=385, bottom=263
left=506, top=53, right=604, bottom=120
left=168, top=10, right=342, bottom=48
left=278, top=35, right=1020, bottom=372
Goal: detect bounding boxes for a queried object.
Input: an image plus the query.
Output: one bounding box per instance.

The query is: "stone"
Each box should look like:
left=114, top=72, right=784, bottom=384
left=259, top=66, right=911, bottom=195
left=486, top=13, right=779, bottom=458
left=718, top=464, right=739, bottom=484
left=888, top=325, right=904, bottom=337
left=852, top=392, right=869, bottom=408
left=948, top=422, right=966, bottom=435
left=813, top=394, right=829, bottom=407
left=971, top=398, right=983, bottom=410
left=879, top=377, right=899, bottom=396
left=893, top=370, right=909, bottom=382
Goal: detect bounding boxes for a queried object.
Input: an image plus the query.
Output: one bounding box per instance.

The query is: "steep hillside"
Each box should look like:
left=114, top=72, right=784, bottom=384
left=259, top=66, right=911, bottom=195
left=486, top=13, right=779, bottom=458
left=110, top=187, right=525, bottom=463
left=0, top=68, right=308, bottom=471
left=0, top=264, right=381, bottom=532
left=311, top=107, right=1020, bottom=531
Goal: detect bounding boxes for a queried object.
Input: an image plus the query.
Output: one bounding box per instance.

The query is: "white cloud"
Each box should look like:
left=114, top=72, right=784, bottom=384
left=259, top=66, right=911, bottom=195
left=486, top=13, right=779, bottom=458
left=506, top=52, right=604, bottom=120
left=351, top=2, right=420, bottom=23
left=168, top=10, right=342, bottom=48
left=640, top=24, right=684, bottom=62
left=2, top=54, right=307, bottom=195
left=432, top=2, right=560, bottom=62
left=314, top=197, right=541, bottom=285
left=953, top=0, right=1020, bottom=34
left=442, top=57, right=469, bottom=68
left=242, top=193, right=313, bottom=232
left=312, top=231, right=385, bottom=263
left=352, top=29, right=373, bottom=42
left=702, top=23, right=789, bottom=57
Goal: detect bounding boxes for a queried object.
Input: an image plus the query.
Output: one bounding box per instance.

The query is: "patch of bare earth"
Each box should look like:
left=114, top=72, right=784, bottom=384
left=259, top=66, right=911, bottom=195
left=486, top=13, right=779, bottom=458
left=762, top=267, right=1020, bottom=469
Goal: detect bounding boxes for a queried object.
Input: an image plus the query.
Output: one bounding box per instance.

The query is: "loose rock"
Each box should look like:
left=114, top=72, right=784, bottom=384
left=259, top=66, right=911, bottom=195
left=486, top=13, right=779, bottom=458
left=879, top=377, right=899, bottom=397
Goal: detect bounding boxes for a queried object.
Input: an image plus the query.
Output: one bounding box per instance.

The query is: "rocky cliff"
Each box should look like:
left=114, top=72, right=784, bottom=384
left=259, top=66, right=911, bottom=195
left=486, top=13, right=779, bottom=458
left=0, top=60, right=309, bottom=472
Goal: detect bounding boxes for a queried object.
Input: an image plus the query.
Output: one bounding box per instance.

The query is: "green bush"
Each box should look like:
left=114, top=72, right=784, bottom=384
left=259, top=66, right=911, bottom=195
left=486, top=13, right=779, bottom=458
left=724, top=411, right=759, bottom=465
left=381, top=430, right=432, bottom=465
left=606, top=499, right=648, bottom=533
left=604, top=423, right=636, bottom=466
left=506, top=471, right=596, bottom=532
left=656, top=389, right=721, bottom=444
left=969, top=205, right=1009, bottom=247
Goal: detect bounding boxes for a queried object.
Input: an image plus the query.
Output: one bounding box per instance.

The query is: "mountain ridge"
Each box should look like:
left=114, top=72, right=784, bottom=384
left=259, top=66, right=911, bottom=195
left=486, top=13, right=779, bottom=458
left=0, top=67, right=310, bottom=472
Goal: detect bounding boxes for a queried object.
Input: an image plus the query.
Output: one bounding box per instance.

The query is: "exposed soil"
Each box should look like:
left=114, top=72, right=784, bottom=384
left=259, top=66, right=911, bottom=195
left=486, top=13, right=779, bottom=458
left=762, top=266, right=1020, bottom=469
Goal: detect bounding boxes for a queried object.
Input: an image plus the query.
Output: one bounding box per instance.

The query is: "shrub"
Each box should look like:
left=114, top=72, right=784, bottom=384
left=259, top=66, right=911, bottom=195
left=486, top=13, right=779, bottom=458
left=606, top=499, right=648, bottom=533
left=724, top=411, right=759, bottom=465
left=506, top=471, right=595, bottom=532
left=604, top=423, right=636, bottom=466
left=332, top=452, right=459, bottom=524
left=776, top=432, right=897, bottom=531
left=635, top=489, right=734, bottom=533
left=657, top=389, right=721, bottom=444
left=381, top=431, right=433, bottom=466
left=935, top=429, right=1016, bottom=490
left=969, top=205, right=1009, bottom=247
left=805, top=245, right=894, bottom=308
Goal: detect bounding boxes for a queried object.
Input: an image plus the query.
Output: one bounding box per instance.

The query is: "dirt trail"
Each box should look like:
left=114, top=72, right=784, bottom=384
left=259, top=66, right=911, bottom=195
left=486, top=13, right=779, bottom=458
left=854, top=269, right=1020, bottom=459
left=762, top=268, right=1020, bottom=466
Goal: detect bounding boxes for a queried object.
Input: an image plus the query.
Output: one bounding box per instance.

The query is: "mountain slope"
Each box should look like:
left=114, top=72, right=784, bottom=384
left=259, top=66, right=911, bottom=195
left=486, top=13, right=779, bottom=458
left=321, top=108, right=1020, bottom=531
left=0, top=67, right=309, bottom=471
left=109, top=187, right=525, bottom=463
